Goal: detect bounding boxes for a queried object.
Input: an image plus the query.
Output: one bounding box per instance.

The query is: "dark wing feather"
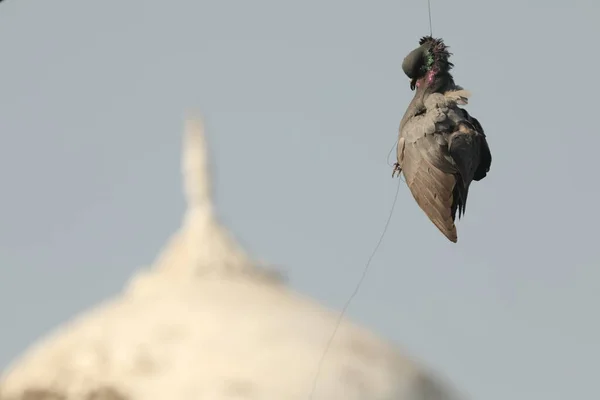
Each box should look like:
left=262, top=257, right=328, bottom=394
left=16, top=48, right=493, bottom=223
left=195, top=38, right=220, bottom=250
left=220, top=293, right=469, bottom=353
left=461, top=110, right=492, bottom=181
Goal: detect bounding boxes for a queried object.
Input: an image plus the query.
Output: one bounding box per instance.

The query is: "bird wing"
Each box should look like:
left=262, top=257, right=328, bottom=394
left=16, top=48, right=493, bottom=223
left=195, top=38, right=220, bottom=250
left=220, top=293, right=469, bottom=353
left=400, top=116, right=459, bottom=242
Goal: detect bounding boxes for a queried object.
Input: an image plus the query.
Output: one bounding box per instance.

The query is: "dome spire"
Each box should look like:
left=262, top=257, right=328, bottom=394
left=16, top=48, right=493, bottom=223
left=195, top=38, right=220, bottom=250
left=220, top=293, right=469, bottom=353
left=150, top=117, right=255, bottom=281
left=182, top=117, right=214, bottom=217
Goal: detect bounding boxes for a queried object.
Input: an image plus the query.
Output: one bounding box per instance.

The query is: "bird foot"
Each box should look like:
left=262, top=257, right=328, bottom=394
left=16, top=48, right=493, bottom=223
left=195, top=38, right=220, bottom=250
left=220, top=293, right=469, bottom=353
left=392, top=163, right=402, bottom=178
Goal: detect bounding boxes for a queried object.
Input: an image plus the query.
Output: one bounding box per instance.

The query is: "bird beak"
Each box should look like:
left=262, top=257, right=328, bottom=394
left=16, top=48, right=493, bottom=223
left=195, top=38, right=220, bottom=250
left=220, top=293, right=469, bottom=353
left=410, top=78, right=417, bottom=91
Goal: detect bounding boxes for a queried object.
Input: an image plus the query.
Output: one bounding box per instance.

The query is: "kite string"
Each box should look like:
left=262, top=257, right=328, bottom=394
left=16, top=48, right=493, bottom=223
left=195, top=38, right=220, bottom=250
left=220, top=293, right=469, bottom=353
left=427, top=0, right=433, bottom=36
left=387, top=139, right=399, bottom=167
left=308, top=178, right=401, bottom=399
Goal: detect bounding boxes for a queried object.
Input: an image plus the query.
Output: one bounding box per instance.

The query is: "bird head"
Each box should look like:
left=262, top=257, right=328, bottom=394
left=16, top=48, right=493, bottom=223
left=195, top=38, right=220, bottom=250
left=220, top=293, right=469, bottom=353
left=401, top=36, right=454, bottom=91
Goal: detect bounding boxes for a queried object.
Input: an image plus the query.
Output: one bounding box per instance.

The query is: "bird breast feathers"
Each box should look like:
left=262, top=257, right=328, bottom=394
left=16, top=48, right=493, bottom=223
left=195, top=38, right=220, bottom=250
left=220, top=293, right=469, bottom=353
left=404, top=89, right=472, bottom=142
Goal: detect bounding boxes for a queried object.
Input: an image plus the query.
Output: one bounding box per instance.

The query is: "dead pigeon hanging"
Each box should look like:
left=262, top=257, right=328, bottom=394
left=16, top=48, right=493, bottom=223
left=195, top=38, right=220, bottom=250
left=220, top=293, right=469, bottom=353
left=393, top=36, right=492, bottom=243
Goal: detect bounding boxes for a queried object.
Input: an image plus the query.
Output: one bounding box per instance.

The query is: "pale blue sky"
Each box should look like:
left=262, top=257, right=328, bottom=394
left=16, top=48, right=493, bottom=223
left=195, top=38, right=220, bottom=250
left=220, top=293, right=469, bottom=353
left=0, top=1, right=599, bottom=399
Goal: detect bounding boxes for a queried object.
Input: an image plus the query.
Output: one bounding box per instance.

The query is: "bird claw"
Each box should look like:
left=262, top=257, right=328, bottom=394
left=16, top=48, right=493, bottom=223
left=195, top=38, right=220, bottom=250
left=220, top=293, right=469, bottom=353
left=392, top=163, right=402, bottom=178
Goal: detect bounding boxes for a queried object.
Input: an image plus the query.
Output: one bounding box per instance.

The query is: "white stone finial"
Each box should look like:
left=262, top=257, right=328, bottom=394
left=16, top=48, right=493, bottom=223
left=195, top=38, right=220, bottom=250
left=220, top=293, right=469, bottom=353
left=141, top=117, right=255, bottom=282
left=182, top=118, right=213, bottom=216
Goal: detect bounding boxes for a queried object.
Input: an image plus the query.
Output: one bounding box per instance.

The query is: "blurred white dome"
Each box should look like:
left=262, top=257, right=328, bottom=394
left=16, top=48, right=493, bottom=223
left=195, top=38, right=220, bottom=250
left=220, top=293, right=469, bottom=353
left=0, top=119, right=463, bottom=400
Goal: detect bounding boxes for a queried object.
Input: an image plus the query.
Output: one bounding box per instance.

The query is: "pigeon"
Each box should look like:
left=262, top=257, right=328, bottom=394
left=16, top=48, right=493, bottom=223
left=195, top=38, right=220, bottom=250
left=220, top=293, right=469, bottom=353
left=393, top=36, right=492, bottom=243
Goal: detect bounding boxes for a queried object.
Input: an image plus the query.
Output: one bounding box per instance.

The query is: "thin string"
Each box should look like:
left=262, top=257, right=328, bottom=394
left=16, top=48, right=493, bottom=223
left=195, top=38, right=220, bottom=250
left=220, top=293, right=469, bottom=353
left=427, top=0, right=433, bottom=36
left=307, top=178, right=401, bottom=399
left=386, top=139, right=399, bottom=167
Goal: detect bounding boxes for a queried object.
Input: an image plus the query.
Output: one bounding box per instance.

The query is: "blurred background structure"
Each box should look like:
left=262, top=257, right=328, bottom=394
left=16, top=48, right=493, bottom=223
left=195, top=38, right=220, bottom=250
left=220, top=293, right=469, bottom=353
left=0, top=120, right=461, bottom=399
